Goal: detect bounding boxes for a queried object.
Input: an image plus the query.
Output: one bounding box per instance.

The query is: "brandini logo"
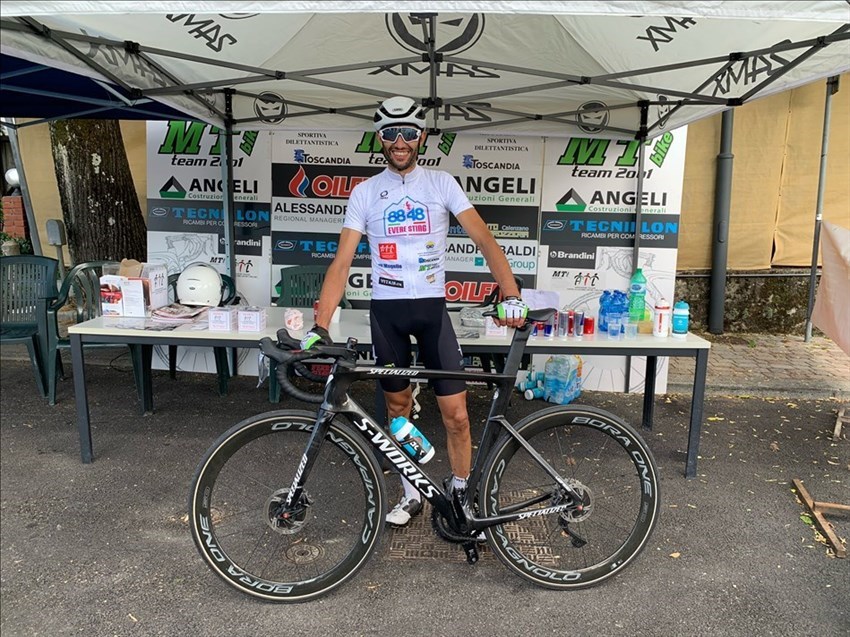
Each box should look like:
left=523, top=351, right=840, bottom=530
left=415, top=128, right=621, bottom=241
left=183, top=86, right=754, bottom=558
left=159, top=177, right=186, bottom=199
left=555, top=189, right=586, bottom=213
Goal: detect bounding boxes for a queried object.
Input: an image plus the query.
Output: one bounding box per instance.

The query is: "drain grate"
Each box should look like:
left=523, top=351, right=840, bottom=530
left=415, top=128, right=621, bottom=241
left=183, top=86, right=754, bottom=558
left=385, top=503, right=492, bottom=562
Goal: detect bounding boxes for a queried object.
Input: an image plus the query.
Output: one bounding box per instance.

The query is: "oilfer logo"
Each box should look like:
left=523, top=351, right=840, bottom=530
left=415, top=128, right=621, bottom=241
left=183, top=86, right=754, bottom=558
left=556, top=189, right=587, bottom=212
left=286, top=166, right=370, bottom=198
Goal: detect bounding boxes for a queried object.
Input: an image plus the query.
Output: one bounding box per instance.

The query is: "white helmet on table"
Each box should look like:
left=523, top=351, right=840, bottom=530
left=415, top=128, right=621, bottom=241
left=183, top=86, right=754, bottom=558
left=373, top=96, right=427, bottom=131
left=177, top=262, right=223, bottom=307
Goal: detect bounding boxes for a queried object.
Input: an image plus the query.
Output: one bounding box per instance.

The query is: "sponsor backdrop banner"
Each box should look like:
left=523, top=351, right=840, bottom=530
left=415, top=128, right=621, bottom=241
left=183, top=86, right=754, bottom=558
left=539, top=127, right=688, bottom=392
left=147, top=122, right=687, bottom=389
left=146, top=121, right=272, bottom=373
left=270, top=130, right=544, bottom=305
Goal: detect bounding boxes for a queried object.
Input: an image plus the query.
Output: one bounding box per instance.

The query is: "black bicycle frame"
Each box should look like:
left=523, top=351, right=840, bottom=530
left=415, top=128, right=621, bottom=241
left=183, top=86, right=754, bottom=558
left=280, top=316, right=584, bottom=533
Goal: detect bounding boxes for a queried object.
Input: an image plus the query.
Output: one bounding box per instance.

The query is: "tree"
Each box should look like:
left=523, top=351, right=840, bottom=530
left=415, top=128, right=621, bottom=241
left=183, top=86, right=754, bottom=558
left=49, top=120, right=146, bottom=263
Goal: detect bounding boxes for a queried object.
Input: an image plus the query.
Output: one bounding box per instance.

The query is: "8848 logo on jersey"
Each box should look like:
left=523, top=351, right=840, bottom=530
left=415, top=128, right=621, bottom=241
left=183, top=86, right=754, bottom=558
left=383, top=197, right=431, bottom=236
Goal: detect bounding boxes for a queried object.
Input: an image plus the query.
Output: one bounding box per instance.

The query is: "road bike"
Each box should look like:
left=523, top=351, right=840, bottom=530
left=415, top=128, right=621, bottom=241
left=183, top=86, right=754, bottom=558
left=189, top=308, right=661, bottom=602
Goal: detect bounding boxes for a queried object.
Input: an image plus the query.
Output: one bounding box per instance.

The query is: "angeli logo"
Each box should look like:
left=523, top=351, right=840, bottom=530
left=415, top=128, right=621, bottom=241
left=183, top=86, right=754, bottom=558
left=160, top=176, right=187, bottom=199
left=556, top=189, right=586, bottom=213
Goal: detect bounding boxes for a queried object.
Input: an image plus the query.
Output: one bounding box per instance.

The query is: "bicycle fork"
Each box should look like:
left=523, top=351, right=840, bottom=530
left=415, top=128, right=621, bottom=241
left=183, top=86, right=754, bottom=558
left=270, top=407, right=336, bottom=528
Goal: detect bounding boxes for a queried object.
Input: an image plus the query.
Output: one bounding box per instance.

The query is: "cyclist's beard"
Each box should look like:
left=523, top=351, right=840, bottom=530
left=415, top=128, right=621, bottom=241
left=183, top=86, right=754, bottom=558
left=382, top=145, right=419, bottom=173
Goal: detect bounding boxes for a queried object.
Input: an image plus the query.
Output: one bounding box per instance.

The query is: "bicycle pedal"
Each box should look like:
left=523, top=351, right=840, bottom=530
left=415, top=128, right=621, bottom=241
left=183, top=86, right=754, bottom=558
left=462, top=541, right=479, bottom=565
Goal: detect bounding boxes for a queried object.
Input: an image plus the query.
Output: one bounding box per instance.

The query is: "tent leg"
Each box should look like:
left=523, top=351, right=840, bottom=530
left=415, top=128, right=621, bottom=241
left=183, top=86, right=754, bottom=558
left=805, top=76, right=840, bottom=342
left=708, top=109, right=734, bottom=334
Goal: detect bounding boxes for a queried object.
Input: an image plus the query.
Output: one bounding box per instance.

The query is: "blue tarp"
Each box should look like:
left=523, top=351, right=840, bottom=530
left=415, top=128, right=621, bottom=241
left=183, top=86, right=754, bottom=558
left=0, top=53, right=194, bottom=123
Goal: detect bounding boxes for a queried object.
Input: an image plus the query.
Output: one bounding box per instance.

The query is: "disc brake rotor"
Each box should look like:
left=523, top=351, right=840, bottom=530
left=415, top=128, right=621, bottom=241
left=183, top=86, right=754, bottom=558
left=558, top=479, right=593, bottom=524
left=266, top=488, right=312, bottom=535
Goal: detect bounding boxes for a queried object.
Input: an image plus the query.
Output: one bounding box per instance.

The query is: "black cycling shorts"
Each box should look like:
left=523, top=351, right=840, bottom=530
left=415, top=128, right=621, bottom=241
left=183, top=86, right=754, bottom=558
left=369, top=297, right=466, bottom=396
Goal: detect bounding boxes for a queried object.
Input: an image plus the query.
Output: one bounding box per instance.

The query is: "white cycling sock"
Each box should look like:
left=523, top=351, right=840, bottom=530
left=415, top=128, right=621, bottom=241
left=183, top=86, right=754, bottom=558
left=451, top=475, right=468, bottom=491
left=401, top=475, right=420, bottom=502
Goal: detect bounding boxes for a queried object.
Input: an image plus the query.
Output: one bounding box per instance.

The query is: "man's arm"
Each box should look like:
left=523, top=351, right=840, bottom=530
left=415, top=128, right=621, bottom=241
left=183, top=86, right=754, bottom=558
left=456, top=207, right=521, bottom=298
left=313, top=227, right=362, bottom=329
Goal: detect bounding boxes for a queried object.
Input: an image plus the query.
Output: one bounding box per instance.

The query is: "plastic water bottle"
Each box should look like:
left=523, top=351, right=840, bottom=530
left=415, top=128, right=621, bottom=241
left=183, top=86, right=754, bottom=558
left=671, top=300, right=690, bottom=338
left=552, top=357, right=567, bottom=404
left=389, top=416, right=435, bottom=464
left=598, top=290, right=611, bottom=332
left=543, top=357, right=559, bottom=402
left=628, top=268, right=647, bottom=323
left=653, top=298, right=671, bottom=337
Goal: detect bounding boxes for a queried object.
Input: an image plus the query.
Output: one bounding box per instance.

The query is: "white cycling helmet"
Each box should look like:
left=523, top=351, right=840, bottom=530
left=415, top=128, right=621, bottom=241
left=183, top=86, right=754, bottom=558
left=177, top=262, right=223, bottom=307
left=373, top=96, right=427, bottom=132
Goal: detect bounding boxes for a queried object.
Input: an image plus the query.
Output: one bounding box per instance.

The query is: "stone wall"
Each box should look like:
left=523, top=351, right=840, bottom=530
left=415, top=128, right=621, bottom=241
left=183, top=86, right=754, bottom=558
left=674, top=269, right=819, bottom=334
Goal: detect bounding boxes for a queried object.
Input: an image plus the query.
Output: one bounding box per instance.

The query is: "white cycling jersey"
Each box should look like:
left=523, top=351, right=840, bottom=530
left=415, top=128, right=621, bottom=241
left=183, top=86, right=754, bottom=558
left=344, top=166, right=473, bottom=300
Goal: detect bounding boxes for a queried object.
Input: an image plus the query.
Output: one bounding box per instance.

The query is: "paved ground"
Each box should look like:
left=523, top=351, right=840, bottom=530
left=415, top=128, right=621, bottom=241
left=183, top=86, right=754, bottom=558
left=667, top=332, right=850, bottom=400
left=1, top=333, right=848, bottom=636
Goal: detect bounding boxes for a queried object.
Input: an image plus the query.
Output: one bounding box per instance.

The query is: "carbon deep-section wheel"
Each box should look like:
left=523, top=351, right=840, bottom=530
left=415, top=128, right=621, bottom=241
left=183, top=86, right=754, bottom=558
left=189, top=410, right=386, bottom=602
left=480, top=405, right=660, bottom=589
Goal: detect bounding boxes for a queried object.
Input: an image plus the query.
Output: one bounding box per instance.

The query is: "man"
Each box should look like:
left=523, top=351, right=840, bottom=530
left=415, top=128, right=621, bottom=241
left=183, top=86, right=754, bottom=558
left=302, top=96, right=528, bottom=526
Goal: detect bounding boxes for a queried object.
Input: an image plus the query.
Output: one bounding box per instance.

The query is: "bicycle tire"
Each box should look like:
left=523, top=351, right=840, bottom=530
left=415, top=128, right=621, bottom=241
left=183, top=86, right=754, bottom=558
left=189, top=410, right=387, bottom=602
left=480, top=405, right=660, bottom=590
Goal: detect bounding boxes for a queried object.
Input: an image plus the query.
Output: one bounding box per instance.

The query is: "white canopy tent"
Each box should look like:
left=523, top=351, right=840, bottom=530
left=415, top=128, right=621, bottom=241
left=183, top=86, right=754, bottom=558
left=1, top=2, right=847, bottom=320
left=2, top=2, right=848, bottom=138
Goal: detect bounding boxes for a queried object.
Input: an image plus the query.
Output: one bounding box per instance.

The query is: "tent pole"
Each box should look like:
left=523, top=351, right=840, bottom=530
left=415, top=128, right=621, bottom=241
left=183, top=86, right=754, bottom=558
left=805, top=75, right=840, bottom=342
left=631, top=103, right=648, bottom=272
left=626, top=104, right=648, bottom=395
left=5, top=121, right=43, bottom=255
left=222, top=90, right=236, bottom=280
left=708, top=109, right=735, bottom=334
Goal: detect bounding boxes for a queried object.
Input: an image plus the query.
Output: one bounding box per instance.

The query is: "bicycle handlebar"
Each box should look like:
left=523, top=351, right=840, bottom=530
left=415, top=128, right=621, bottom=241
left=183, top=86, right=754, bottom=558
left=260, top=329, right=353, bottom=404
left=262, top=307, right=557, bottom=403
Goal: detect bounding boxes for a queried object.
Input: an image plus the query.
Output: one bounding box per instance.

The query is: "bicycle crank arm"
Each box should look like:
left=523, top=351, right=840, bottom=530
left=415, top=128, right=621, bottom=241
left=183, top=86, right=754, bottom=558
left=462, top=542, right=479, bottom=564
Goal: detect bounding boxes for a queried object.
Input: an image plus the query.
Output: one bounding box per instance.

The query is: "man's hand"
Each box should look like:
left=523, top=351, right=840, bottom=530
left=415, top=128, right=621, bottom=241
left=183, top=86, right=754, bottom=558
left=300, top=324, right=331, bottom=350
left=495, top=297, right=528, bottom=327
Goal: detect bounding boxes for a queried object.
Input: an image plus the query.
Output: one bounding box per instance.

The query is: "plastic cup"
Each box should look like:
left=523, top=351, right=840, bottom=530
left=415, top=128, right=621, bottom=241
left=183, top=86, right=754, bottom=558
left=607, top=314, right=622, bottom=340
left=625, top=321, right=638, bottom=339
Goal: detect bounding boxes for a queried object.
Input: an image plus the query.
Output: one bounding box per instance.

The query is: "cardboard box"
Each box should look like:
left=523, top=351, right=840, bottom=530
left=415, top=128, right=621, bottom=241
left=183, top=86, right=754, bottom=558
left=238, top=306, right=267, bottom=332
left=99, top=275, right=124, bottom=316
left=485, top=317, right=508, bottom=337
left=208, top=306, right=238, bottom=331
left=100, top=260, right=169, bottom=317
left=120, top=260, right=168, bottom=317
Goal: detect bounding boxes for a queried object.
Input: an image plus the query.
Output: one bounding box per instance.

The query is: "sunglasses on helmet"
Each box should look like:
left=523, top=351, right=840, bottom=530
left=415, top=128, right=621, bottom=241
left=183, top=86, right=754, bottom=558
left=378, top=126, right=423, bottom=143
